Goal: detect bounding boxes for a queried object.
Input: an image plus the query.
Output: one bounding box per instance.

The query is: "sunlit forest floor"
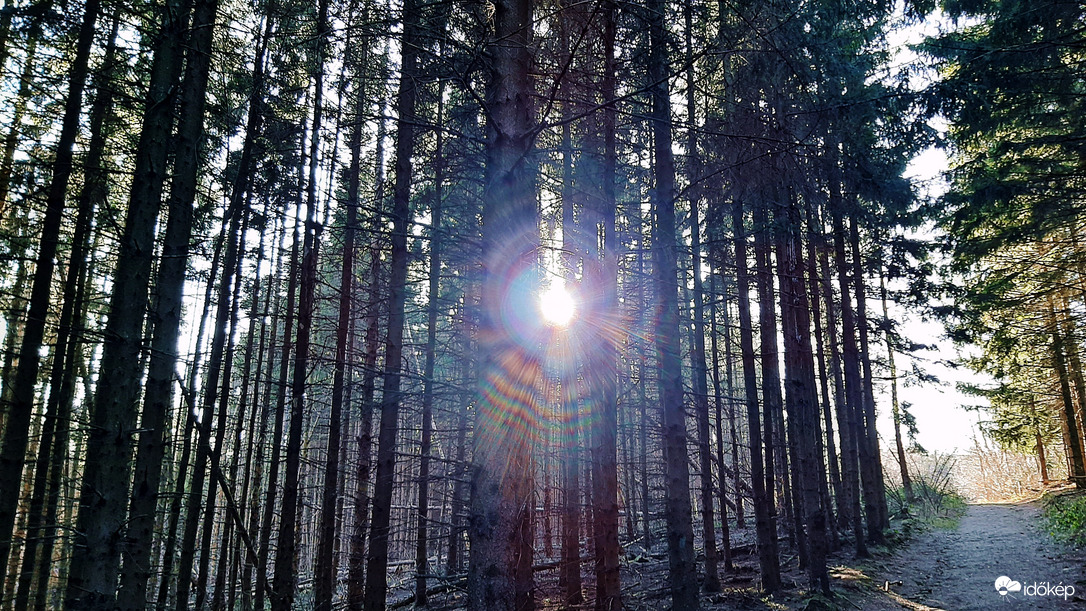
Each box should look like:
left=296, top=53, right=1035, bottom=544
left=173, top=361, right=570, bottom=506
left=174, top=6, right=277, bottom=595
left=377, top=484, right=1086, bottom=610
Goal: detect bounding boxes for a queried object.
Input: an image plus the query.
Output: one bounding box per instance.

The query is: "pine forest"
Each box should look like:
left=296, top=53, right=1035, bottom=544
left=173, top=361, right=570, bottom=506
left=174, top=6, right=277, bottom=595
left=0, top=0, right=1084, bottom=609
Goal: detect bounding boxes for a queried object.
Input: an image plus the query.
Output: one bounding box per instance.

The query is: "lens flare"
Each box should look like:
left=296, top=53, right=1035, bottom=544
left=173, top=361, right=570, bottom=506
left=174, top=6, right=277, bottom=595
left=539, top=283, right=575, bottom=327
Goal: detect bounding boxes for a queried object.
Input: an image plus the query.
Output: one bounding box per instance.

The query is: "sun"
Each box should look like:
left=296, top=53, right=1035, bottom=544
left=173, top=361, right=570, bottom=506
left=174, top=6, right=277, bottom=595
left=539, top=282, right=576, bottom=327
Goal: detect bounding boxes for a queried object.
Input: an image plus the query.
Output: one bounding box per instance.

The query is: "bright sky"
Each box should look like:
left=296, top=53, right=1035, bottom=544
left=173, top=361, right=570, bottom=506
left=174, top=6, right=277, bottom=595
left=865, top=9, right=994, bottom=457
left=872, top=140, right=989, bottom=457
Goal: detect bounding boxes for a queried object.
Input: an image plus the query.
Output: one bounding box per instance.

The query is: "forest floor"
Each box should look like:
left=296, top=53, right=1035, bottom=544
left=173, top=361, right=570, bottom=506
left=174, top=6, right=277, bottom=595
left=388, top=496, right=1086, bottom=610
left=668, top=497, right=1086, bottom=611
left=838, top=499, right=1086, bottom=611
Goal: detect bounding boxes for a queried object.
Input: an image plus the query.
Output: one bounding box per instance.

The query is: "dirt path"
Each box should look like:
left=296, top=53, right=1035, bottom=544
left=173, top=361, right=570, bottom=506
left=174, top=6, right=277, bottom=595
left=879, top=502, right=1086, bottom=610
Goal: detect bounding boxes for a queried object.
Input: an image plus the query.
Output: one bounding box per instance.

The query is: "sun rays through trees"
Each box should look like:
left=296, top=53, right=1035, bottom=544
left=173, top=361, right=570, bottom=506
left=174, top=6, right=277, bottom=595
left=0, top=0, right=1082, bottom=609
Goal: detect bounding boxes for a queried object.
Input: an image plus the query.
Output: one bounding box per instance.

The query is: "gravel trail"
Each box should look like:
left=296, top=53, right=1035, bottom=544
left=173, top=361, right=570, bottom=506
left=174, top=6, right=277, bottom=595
left=884, top=502, right=1085, bottom=610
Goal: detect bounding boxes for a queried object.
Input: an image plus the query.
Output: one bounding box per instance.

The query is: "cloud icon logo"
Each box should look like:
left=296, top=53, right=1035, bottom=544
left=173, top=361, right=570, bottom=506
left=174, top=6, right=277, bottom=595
left=995, top=576, right=1022, bottom=596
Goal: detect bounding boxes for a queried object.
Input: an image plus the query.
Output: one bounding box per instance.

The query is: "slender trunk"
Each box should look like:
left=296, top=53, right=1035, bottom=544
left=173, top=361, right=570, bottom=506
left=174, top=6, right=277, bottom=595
left=684, top=2, right=719, bottom=592
left=363, top=0, right=418, bottom=604
left=632, top=223, right=653, bottom=551
left=269, top=154, right=318, bottom=611
left=255, top=203, right=300, bottom=611
left=638, top=351, right=652, bottom=550
left=752, top=199, right=787, bottom=539
left=219, top=38, right=276, bottom=609
left=347, top=103, right=388, bottom=611
left=0, top=1, right=13, bottom=70
left=557, top=9, right=581, bottom=602
left=314, top=17, right=362, bottom=611
left=1059, top=290, right=1086, bottom=465
left=816, top=205, right=855, bottom=547
left=1048, top=295, right=1086, bottom=486
left=414, top=58, right=447, bottom=609
left=709, top=273, right=734, bottom=572
left=446, top=296, right=472, bottom=575
left=4, top=378, right=43, bottom=607
left=588, top=7, right=621, bottom=604
left=178, top=155, right=251, bottom=611
left=619, top=387, right=636, bottom=544
left=756, top=187, right=802, bottom=567
left=732, top=199, right=781, bottom=592
left=159, top=171, right=227, bottom=609
left=1031, top=398, right=1049, bottom=483
left=880, top=272, right=913, bottom=504
left=237, top=211, right=276, bottom=610
left=32, top=259, right=93, bottom=611
left=849, top=217, right=888, bottom=538
left=646, top=0, right=697, bottom=605
left=0, top=7, right=11, bottom=102
left=272, top=0, right=330, bottom=598
left=204, top=211, right=250, bottom=610
left=156, top=396, right=194, bottom=609
left=0, top=253, right=28, bottom=435
left=720, top=266, right=745, bottom=530
left=830, top=195, right=868, bottom=557
left=804, top=202, right=842, bottom=545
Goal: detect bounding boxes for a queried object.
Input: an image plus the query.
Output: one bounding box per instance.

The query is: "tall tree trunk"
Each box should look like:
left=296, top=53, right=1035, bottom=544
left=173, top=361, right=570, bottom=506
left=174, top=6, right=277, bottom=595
left=732, top=199, right=781, bottom=592
left=363, top=0, right=419, bottom=605
left=589, top=3, right=621, bottom=607
left=217, top=34, right=278, bottom=606
left=255, top=198, right=301, bottom=611
left=0, top=253, right=27, bottom=435
left=557, top=7, right=581, bottom=602
left=1031, top=398, right=1049, bottom=483
left=1059, top=290, right=1086, bottom=467
left=720, top=264, right=745, bottom=531
left=775, top=188, right=830, bottom=594
left=202, top=210, right=250, bottom=610
left=315, top=15, right=363, bottom=611
left=159, top=182, right=228, bottom=608
left=1047, top=294, right=1086, bottom=487
left=467, top=0, right=538, bottom=607
left=0, top=0, right=14, bottom=71
left=880, top=271, right=913, bottom=504
left=447, top=295, right=473, bottom=575
left=684, top=2, right=719, bottom=592
left=709, top=272, right=734, bottom=572
left=804, top=202, right=842, bottom=531
left=830, top=193, right=868, bottom=557
left=848, top=216, right=888, bottom=539
left=242, top=211, right=285, bottom=609
left=347, top=99, right=388, bottom=611
left=753, top=198, right=789, bottom=545
left=646, top=0, right=697, bottom=606
left=414, top=49, right=447, bottom=608
left=32, top=260, right=94, bottom=611
left=271, top=0, right=331, bottom=599
left=232, top=211, right=273, bottom=611
left=816, top=198, right=856, bottom=548
left=178, top=55, right=261, bottom=611
left=0, top=0, right=102, bottom=582
left=115, top=0, right=220, bottom=603
left=754, top=185, right=801, bottom=567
